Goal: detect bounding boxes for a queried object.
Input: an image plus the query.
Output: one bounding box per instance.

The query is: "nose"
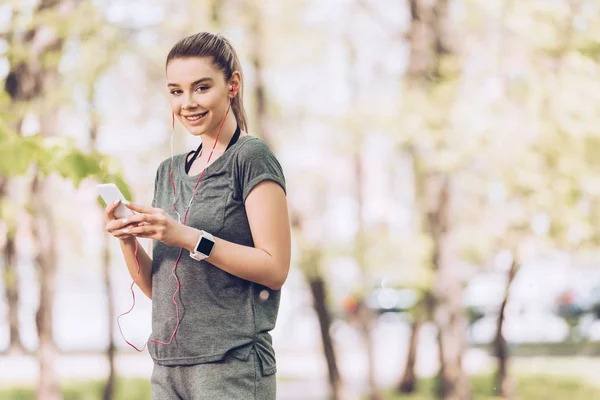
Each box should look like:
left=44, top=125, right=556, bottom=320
left=182, top=92, right=198, bottom=111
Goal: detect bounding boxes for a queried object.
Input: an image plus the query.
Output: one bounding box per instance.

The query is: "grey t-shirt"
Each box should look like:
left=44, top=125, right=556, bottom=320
left=148, top=135, right=286, bottom=376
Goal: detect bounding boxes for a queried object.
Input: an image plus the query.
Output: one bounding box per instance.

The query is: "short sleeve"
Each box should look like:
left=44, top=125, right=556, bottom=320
left=236, top=138, right=286, bottom=203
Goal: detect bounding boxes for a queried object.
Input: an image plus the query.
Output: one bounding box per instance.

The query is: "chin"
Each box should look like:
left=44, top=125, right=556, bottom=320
left=179, top=118, right=208, bottom=136
left=188, top=127, right=205, bottom=136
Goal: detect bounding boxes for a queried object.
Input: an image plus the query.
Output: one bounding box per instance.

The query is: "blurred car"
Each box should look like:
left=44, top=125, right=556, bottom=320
left=586, top=285, right=600, bottom=319
left=341, top=285, right=421, bottom=316
left=364, top=287, right=420, bottom=314
left=553, top=289, right=586, bottom=322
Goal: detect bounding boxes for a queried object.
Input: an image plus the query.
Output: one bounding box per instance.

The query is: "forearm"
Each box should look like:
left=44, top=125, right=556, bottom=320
left=119, top=238, right=153, bottom=299
left=181, top=226, right=288, bottom=290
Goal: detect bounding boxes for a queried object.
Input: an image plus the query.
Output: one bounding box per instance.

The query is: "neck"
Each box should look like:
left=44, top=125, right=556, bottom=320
left=202, top=110, right=238, bottom=152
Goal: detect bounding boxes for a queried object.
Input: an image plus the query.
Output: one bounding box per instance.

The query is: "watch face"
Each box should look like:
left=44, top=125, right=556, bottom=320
left=196, top=236, right=215, bottom=256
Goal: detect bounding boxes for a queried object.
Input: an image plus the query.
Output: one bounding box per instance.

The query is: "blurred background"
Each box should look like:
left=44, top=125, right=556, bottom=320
left=1, top=0, right=600, bottom=399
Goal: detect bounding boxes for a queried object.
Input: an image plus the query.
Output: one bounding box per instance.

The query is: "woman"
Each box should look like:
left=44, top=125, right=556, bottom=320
left=104, top=32, right=291, bottom=399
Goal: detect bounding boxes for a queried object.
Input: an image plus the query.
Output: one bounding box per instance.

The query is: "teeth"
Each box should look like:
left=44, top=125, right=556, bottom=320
left=185, top=112, right=207, bottom=121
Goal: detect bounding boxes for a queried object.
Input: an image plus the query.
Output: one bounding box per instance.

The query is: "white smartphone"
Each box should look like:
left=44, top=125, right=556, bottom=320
left=97, top=183, right=134, bottom=219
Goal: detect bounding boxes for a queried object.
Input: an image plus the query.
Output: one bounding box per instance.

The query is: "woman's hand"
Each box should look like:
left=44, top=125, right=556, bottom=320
left=122, top=203, right=190, bottom=249
left=104, top=200, right=137, bottom=242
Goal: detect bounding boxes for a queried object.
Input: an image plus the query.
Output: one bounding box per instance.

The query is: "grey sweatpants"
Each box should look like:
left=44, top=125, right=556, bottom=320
left=150, top=349, right=276, bottom=400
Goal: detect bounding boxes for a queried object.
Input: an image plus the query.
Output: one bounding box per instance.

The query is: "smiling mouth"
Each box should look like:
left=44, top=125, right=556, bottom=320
left=183, top=111, right=208, bottom=121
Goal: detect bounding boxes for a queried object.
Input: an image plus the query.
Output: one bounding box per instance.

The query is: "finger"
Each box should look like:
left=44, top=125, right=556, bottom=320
left=106, top=216, right=135, bottom=233
left=123, top=213, right=162, bottom=226
left=112, top=226, right=142, bottom=237
left=105, top=199, right=122, bottom=220
left=110, top=227, right=135, bottom=239
left=106, top=222, right=150, bottom=237
left=128, top=225, right=157, bottom=236
left=125, top=202, right=158, bottom=214
left=113, top=232, right=135, bottom=240
left=132, top=232, right=155, bottom=239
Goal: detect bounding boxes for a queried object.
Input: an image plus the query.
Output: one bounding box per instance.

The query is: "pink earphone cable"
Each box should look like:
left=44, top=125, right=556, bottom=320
left=117, top=100, right=233, bottom=351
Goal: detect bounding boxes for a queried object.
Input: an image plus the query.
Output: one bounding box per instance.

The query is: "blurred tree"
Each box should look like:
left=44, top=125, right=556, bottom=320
left=0, top=2, right=24, bottom=356
left=353, top=149, right=380, bottom=400
left=339, top=17, right=382, bottom=399
left=231, top=0, right=347, bottom=398
left=416, top=2, right=600, bottom=399
left=0, top=177, right=22, bottom=354
left=357, top=0, right=470, bottom=395
left=245, top=0, right=271, bottom=144
left=2, top=2, right=133, bottom=399
left=397, top=297, right=427, bottom=393
left=294, top=216, right=344, bottom=400
left=87, top=45, right=118, bottom=400
left=4, top=1, right=76, bottom=398
left=400, top=0, right=471, bottom=398
left=484, top=1, right=600, bottom=397
left=241, top=1, right=344, bottom=397
left=70, top=8, right=132, bottom=398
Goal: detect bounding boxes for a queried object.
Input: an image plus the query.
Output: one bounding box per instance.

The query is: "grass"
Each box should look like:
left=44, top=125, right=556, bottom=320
left=2, top=374, right=600, bottom=400
left=0, top=378, right=151, bottom=400
left=383, top=374, right=600, bottom=400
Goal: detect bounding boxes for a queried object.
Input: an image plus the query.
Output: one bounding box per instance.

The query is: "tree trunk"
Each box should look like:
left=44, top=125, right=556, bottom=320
left=30, top=175, right=61, bottom=400
left=308, top=274, right=343, bottom=400
left=1, top=174, right=23, bottom=354
left=494, top=259, right=518, bottom=399
left=397, top=319, right=422, bottom=393
left=246, top=0, right=272, bottom=144
left=436, top=325, right=447, bottom=397
left=102, top=231, right=116, bottom=400
left=292, top=210, right=344, bottom=400
left=434, top=274, right=469, bottom=400
left=3, top=231, right=24, bottom=354
left=87, top=61, right=117, bottom=400
left=405, top=0, right=469, bottom=397
left=244, top=3, right=341, bottom=396
left=354, top=151, right=381, bottom=400
left=358, top=305, right=380, bottom=400
left=428, top=177, right=470, bottom=400
left=407, top=0, right=452, bottom=81
left=33, top=84, right=64, bottom=400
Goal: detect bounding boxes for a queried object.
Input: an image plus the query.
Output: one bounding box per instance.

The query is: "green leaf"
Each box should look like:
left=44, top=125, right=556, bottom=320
left=54, top=151, right=103, bottom=187
left=0, top=135, right=40, bottom=176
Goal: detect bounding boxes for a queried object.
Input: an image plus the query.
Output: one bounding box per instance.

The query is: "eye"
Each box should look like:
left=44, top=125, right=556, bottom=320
left=170, top=89, right=182, bottom=96
left=195, top=85, right=209, bottom=92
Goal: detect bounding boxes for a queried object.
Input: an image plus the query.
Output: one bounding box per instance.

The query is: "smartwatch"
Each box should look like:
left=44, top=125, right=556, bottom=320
left=189, top=230, right=215, bottom=261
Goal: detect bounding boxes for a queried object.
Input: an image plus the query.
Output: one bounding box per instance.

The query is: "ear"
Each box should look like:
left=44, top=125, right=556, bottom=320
left=229, top=71, right=242, bottom=98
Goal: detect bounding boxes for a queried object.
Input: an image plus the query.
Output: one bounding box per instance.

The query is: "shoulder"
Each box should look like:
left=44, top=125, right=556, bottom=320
left=233, top=136, right=286, bottom=200
left=236, top=136, right=276, bottom=160
left=235, top=136, right=283, bottom=173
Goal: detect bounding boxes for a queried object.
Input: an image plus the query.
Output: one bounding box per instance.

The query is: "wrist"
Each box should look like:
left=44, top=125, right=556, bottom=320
left=119, top=237, right=137, bottom=247
left=181, top=225, right=201, bottom=253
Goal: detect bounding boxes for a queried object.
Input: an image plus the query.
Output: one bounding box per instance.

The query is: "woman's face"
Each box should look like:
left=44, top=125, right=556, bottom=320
left=166, top=57, right=234, bottom=137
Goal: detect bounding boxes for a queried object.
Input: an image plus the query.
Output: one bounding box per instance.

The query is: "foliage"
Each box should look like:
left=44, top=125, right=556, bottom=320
left=0, top=117, right=131, bottom=200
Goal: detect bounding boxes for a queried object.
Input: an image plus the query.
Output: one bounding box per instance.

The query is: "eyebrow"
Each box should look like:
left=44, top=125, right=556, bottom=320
left=167, top=77, right=213, bottom=88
